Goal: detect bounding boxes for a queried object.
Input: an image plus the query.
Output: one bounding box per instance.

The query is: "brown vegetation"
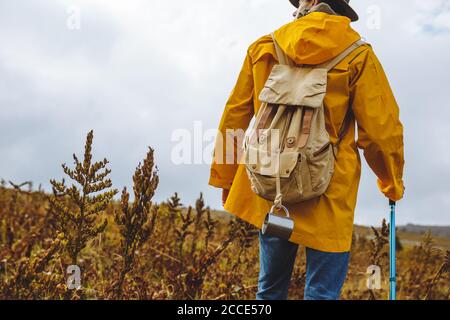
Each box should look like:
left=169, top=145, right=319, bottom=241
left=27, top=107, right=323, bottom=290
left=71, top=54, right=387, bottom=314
left=0, top=132, right=448, bottom=300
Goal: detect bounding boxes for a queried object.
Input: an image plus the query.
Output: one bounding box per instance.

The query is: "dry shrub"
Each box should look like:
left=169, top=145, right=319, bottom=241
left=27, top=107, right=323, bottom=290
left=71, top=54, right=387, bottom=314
left=0, top=131, right=448, bottom=300
left=50, top=130, right=118, bottom=266
left=110, top=147, right=159, bottom=299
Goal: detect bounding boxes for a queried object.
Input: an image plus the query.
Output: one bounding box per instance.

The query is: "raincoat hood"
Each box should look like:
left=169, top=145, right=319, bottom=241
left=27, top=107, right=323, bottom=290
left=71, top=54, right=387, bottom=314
left=273, top=12, right=361, bottom=65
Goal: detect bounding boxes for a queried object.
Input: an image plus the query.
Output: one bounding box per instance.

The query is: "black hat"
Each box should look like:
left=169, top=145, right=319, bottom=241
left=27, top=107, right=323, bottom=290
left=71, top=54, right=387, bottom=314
left=289, top=0, right=359, bottom=22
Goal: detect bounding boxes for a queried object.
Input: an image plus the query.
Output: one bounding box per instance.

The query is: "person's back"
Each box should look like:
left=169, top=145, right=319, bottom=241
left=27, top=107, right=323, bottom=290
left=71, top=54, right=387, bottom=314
left=209, top=0, right=404, bottom=300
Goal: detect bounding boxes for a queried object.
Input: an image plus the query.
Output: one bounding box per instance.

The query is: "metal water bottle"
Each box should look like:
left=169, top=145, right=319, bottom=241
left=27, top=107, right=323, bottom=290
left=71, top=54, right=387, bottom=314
left=262, top=205, right=294, bottom=240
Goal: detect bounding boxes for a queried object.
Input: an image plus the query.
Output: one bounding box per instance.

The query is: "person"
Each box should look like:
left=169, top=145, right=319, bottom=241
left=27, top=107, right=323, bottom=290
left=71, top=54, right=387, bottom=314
left=209, top=0, right=405, bottom=300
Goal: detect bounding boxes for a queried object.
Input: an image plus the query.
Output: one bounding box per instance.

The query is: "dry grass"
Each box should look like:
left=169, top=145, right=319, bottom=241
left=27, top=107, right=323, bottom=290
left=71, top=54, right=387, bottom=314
left=0, top=131, right=448, bottom=300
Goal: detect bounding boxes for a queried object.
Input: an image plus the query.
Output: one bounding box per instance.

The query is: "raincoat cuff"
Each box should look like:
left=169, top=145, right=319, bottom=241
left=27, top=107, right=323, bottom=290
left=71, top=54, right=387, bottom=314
left=377, top=178, right=404, bottom=202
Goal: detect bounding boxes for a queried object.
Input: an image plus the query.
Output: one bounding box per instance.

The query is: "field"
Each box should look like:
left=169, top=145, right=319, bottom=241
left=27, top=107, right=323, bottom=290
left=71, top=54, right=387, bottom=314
left=0, top=131, right=448, bottom=300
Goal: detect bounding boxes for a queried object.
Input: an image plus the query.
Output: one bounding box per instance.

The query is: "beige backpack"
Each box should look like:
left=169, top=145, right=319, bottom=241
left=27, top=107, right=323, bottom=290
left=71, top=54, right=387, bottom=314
left=244, top=34, right=365, bottom=209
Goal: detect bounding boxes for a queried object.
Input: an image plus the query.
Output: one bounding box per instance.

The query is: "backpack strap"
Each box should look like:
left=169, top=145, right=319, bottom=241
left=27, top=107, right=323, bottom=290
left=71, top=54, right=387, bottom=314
left=253, top=103, right=275, bottom=144
left=271, top=33, right=295, bottom=67
left=321, top=40, right=366, bottom=154
left=295, top=35, right=360, bottom=150
left=319, top=39, right=366, bottom=71
left=297, top=108, right=314, bottom=149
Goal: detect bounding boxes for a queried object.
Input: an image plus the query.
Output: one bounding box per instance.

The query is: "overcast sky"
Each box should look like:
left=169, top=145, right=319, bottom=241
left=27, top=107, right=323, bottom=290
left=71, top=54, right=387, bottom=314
left=1, top=0, right=449, bottom=226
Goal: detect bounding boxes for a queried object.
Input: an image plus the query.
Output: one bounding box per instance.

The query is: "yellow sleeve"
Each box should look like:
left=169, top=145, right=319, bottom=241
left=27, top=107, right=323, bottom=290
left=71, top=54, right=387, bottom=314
left=209, top=51, right=255, bottom=189
left=350, top=48, right=405, bottom=201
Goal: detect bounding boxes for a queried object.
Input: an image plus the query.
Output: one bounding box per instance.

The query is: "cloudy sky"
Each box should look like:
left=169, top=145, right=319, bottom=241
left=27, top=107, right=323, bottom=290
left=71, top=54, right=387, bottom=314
left=1, top=0, right=449, bottom=226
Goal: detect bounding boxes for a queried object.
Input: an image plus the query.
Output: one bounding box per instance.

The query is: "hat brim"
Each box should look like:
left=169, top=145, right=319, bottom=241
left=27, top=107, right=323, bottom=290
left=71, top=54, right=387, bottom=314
left=289, top=0, right=359, bottom=22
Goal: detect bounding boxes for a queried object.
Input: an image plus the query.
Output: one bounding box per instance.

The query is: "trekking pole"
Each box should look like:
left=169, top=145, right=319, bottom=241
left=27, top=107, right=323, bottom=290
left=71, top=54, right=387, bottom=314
left=389, top=199, right=396, bottom=300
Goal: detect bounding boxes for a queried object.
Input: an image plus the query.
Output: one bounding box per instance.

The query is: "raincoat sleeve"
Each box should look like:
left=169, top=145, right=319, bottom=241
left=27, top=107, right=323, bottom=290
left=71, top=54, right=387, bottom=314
left=209, top=51, right=255, bottom=190
left=350, top=48, right=405, bottom=201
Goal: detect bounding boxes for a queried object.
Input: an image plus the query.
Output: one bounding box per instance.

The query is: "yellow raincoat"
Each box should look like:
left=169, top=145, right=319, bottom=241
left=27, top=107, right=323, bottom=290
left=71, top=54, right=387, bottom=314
left=209, top=12, right=405, bottom=252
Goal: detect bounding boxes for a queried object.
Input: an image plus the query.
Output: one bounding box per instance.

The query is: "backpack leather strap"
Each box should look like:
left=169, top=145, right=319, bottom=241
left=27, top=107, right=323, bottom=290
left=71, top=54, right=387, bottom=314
left=297, top=108, right=314, bottom=149
left=257, top=104, right=274, bottom=130
left=285, top=108, right=303, bottom=150
left=253, top=103, right=275, bottom=144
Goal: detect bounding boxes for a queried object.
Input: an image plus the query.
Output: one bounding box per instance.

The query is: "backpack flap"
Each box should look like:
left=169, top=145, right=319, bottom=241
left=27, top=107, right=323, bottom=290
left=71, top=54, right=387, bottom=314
left=259, top=65, right=328, bottom=108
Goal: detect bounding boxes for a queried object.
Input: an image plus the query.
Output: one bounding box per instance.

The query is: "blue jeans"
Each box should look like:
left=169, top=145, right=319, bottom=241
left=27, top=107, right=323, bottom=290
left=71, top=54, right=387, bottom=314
left=256, top=232, right=350, bottom=300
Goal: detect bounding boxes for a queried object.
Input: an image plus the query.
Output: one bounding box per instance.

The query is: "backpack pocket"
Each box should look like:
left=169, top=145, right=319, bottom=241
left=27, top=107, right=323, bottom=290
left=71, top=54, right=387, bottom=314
left=307, top=143, right=335, bottom=193
left=246, top=168, right=303, bottom=203
left=245, top=149, right=304, bottom=203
